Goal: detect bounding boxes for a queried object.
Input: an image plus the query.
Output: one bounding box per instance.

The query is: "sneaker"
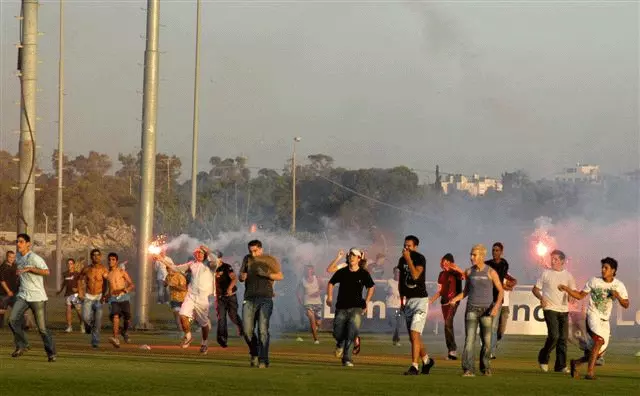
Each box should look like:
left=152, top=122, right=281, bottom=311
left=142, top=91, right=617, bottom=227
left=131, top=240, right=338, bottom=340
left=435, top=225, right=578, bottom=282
left=490, top=354, right=497, bottom=360
left=421, top=358, right=435, bottom=375
left=48, top=354, right=57, bottom=362
left=335, top=347, right=344, bottom=359
left=109, top=337, right=121, bottom=348
left=250, top=356, right=259, bottom=367
left=353, top=336, right=361, bottom=355
left=65, top=326, right=73, bottom=333
left=11, top=348, right=26, bottom=358
left=199, top=345, right=208, bottom=355
left=447, top=353, right=458, bottom=361
left=585, top=374, right=597, bottom=380
left=462, top=371, right=475, bottom=377
left=570, top=360, right=579, bottom=379
left=556, top=367, right=570, bottom=374
left=393, top=341, right=402, bottom=347
left=595, top=357, right=605, bottom=366
left=258, top=362, right=268, bottom=368
left=123, top=333, right=131, bottom=344
left=180, top=334, right=193, bottom=349
left=313, top=340, right=320, bottom=345
left=483, top=369, right=493, bottom=377
left=539, top=363, right=549, bottom=372
left=343, top=361, right=354, bottom=367
left=404, top=366, right=419, bottom=376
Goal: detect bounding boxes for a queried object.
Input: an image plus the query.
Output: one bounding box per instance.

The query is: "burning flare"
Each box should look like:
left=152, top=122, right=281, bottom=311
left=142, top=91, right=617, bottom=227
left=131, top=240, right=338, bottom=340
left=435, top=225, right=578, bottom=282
left=536, top=241, right=548, bottom=257
left=148, top=234, right=167, bottom=255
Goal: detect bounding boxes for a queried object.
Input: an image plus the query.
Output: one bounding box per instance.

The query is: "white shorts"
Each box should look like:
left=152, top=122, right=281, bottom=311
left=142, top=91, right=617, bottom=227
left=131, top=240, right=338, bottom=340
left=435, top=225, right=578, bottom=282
left=404, top=297, right=429, bottom=335
left=584, top=314, right=610, bottom=355
left=179, top=294, right=210, bottom=327
left=65, top=293, right=81, bottom=307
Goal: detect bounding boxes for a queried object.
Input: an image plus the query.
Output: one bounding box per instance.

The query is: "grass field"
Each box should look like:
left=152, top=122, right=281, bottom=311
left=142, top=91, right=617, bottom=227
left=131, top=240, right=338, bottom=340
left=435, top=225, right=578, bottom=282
left=0, top=300, right=638, bottom=396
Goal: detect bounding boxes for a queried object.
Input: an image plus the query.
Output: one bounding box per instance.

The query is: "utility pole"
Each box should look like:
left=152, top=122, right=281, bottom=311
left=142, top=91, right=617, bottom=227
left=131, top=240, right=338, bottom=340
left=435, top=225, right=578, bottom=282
left=190, top=0, right=202, bottom=220
left=161, top=157, right=172, bottom=196
left=55, top=0, right=65, bottom=288
left=17, top=0, right=39, bottom=236
left=291, top=137, right=301, bottom=234
left=135, top=0, right=160, bottom=329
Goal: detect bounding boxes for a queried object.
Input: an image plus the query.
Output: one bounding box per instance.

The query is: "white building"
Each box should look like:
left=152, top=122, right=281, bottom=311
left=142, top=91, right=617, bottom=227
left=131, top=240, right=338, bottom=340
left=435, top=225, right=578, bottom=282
left=554, top=163, right=600, bottom=183
left=441, top=174, right=503, bottom=196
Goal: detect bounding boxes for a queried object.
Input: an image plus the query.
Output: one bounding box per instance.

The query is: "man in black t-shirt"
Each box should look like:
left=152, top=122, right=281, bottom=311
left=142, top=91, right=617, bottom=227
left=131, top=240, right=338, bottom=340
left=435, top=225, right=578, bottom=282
left=485, top=242, right=517, bottom=359
left=0, top=250, right=19, bottom=328
left=397, top=235, right=435, bottom=376
left=214, top=250, right=248, bottom=348
left=326, top=248, right=375, bottom=367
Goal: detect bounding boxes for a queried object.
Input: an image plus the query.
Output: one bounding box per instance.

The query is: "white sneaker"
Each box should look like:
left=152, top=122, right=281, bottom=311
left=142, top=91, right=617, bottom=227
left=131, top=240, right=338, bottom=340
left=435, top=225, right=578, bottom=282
left=65, top=326, right=73, bottom=333
left=314, top=340, right=320, bottom=345
left=343, top=361, right=354, bottom=367
left=540, top=364, right=549, bottom=372
left=393, top=341, right=402, bottom=347
left=560, top=367, right=570, bottom=374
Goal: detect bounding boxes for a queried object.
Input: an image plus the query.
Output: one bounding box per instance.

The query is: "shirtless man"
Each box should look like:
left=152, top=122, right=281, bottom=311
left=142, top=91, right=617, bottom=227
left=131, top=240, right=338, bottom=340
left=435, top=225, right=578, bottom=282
left=78, top=248, right=109, bottom=348
left=105, top=253, right=135, bottom=347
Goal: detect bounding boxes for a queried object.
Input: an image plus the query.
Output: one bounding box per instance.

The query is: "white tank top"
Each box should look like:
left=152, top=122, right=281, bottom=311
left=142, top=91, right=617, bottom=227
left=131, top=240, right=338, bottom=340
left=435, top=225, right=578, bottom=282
left=302, top=275, right=322, bottom=305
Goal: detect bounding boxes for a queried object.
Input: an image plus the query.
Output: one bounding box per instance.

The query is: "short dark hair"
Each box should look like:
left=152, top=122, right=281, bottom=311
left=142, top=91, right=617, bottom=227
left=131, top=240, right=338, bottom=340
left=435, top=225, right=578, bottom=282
left=601, top=257, right=618, bottom=275
left=17, top=233, right=30, bottom=243
left=550, top=249, right=566, bottom=261
left=213, top=249, right=223, bottom=259
left=67, top=258, right=76, bottom=263
left=492, top=242, right=504, bottom=250
left=108, top=252, right=119, bottom=261
left=90, top=248, right=101, bottom=257
left=6, top=250, right=15, bottom=258
left=248, top=240, right=262, bottom=249
left=442, top=253, right=455, bottom=263
left=404, top=235, right=419, bottom=246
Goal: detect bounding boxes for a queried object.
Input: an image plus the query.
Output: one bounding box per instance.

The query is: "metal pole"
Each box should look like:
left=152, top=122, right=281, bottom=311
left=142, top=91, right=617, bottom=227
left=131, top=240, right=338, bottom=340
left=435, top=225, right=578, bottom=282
left=55, top=0, right=65, bottom=288
left=291, top=137, right=301, bottom=234
left=17, top=0, right=39, bottom=235
left=189, top=0, right=201, bottom=220
left=135, top=0, right=160, bottom=329
left=43, top=212, right=48, bottom=246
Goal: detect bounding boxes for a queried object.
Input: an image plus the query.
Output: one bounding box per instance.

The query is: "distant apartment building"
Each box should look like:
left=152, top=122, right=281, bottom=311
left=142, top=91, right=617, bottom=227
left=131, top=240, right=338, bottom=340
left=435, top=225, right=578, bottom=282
left=441, top=174, right=503, bottom=196
left=554, top=163, right=601, bottom=183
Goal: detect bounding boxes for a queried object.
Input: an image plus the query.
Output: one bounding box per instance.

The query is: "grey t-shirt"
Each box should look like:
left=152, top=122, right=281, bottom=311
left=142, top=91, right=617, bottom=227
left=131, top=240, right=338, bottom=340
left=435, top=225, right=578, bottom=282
left=242, top=255, right=281, bottom=299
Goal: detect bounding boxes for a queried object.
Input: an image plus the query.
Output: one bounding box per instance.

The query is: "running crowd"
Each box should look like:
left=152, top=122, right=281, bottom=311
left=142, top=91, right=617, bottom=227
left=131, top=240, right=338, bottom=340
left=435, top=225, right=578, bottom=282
left=0, top=233, right=630, bottom=379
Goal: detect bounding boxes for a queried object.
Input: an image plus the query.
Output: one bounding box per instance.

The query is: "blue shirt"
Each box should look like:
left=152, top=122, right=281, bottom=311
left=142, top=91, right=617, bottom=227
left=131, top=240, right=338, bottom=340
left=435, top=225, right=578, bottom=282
left=16, top=251, right=49, bottom=302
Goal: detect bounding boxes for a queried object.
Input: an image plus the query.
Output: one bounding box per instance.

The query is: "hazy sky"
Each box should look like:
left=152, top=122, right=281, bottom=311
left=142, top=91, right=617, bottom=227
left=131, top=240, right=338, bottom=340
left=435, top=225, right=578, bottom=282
left=1, top=0, right=638, bottom=181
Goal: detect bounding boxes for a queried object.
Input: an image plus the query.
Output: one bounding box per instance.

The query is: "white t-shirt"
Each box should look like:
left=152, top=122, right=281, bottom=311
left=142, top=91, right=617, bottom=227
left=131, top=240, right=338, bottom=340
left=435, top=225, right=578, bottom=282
left=301, top=275, right=322, bottom=305
left=16, top=251, right=49, bottom=302
left=583, top=277, right=628, bottom=321
left=155, top=258, right=169, bottom=281
left=535, top=269, right=576, bottom=312
left=165, top=258, right=214, bottom=297
left=386, top=279, right=401, bottom=308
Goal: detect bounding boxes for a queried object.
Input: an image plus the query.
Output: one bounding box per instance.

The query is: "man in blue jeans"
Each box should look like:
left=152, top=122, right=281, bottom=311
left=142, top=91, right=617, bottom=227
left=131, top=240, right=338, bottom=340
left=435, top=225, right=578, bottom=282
left=326, top=247, right=375, bottom=367
left=240, top=240, right=283, bottom=368
left=9, top=233, right=56, bottom=362
left=78, top=248, right=109, bottom=348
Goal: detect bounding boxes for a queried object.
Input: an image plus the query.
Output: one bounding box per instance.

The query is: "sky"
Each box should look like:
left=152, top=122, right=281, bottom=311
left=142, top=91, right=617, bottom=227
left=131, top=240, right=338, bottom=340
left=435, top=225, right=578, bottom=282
left=0, top=0, right=638, bottom=182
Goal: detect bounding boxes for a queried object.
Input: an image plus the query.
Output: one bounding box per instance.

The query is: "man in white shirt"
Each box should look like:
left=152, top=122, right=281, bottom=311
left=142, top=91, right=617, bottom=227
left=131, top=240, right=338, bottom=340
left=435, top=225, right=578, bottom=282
left=154, top=252, right=169, bottom=304
left=532, top=249, right=575, bottom=373
left=559, top=257, right=630, bottom=380
left=8, top=233, right=57, bottom=362
left=156, top=245, right=215, bottom=354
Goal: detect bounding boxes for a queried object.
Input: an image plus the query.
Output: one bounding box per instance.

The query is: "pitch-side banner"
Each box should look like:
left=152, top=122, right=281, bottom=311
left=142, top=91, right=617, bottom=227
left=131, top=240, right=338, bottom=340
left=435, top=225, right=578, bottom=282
left=504, top=291, right=548, bottom=336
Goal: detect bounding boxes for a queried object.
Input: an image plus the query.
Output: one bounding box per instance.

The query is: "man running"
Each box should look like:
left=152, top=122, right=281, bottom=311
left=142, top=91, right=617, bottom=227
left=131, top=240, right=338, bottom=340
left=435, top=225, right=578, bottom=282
left=105, top=253, right=135, bottom=347
left=56, top=258, right=82, bottom=333
left=78, top=248, right=109, bottom=348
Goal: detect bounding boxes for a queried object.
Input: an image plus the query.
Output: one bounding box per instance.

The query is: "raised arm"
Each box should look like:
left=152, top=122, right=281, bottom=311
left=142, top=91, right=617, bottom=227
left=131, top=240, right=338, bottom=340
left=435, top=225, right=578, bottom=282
left=326, top=250, right=345, bottom=274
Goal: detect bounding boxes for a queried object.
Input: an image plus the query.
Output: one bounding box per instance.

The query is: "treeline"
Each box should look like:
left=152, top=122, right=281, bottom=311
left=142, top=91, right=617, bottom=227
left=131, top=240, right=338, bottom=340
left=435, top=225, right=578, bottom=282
left=0, top=150, right=637, bottom=238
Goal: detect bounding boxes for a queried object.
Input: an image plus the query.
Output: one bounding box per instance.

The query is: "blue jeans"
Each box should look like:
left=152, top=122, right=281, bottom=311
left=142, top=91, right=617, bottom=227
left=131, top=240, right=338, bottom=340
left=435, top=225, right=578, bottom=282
left=333, top=308, right=363, bottom=364
left=242, top=297, right=273, bottom=365
left=9, top=297, right=56, bottom=356
left=462, top=305, right=493, bottom=374
left=490, top=304, right=509, bottom=356
left=82, top=298, right=103, bottom=347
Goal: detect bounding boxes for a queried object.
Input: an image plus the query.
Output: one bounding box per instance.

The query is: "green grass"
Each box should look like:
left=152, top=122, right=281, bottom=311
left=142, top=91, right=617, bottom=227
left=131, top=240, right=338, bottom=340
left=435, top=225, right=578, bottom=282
left=0, top=298, right=638, bottom=396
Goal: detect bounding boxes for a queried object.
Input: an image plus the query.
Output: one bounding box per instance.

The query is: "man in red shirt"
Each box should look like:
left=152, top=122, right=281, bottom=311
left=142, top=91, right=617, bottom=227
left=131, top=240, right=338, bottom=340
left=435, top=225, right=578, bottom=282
left=430, top=253, right=465, bottom=360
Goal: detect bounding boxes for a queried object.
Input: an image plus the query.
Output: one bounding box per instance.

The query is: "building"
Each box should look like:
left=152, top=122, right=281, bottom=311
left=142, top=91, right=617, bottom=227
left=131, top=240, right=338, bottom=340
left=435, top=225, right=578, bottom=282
left=441, top=174, right=503, bottom=196
left=554, top=163, right=600, bottom=184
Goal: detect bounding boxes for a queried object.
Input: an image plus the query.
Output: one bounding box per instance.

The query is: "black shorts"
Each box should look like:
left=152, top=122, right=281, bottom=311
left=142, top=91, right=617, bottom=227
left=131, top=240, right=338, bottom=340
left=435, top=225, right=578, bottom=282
left=110, top=301, right=131, bottom=321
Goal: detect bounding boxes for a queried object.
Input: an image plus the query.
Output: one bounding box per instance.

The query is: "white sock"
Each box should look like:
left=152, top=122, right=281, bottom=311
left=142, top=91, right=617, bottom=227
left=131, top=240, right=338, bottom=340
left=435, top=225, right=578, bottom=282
left=422, top=355, right=430, bottom=364
left=412, top=363, right=419, bottom=369
left=184, top=332, right=192, bottom=340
